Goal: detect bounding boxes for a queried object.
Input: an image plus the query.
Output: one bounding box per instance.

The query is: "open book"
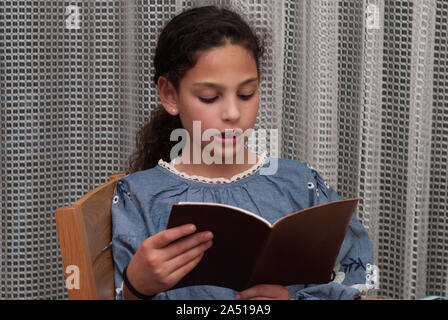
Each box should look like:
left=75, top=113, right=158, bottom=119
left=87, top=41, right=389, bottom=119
left=166, top=198, right=359, bottom=292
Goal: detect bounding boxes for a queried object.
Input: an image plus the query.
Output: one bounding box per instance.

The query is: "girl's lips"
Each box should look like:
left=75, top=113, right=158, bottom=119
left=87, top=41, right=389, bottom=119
left=214, top=133, right=243, bottom=145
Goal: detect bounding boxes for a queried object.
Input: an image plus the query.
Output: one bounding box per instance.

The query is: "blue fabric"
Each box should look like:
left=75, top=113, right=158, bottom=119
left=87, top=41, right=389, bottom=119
left=111, top=156, right=374, bottom=300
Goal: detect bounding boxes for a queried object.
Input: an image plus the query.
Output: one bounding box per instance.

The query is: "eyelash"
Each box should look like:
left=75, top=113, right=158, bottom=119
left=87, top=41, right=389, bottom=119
left=199, top=93, right=255, bottom=104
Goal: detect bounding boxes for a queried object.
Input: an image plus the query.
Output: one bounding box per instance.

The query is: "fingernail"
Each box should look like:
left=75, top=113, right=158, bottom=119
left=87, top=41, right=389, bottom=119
left=204, top=231, right=213, bottom=240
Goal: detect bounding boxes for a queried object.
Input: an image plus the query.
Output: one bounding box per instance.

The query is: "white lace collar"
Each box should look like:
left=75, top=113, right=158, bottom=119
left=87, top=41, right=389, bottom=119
left=157, top=151, right=268, bottom=184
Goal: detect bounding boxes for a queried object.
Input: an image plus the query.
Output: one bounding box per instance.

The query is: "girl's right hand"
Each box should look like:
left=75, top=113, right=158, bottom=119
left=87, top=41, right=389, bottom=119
left=123, top=224, right=213, bottom=299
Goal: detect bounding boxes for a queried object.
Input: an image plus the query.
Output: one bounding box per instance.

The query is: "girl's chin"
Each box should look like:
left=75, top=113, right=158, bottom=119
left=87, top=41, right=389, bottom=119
left=211, top=138, right=246, bottom=154
left=198, top=142, right=245, bottom=162
left=210, top=145, right=245, bottom=157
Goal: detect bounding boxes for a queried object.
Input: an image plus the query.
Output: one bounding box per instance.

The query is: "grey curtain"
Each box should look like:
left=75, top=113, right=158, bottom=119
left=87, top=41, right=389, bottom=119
left=1, top=0, right=446, bottom=299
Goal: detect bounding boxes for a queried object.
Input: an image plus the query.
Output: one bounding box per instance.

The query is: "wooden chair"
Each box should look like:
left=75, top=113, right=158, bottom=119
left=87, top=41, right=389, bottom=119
left=54, top=172, right=127, bottom=300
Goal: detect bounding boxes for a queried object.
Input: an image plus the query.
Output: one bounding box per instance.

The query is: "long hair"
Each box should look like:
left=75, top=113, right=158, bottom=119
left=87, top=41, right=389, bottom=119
left=128, top=5, right=266, bottom=173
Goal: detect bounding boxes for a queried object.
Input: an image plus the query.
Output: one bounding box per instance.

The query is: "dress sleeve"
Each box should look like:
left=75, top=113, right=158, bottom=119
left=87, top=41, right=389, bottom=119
left=292, top=166, right=375, bottom=300
left=111, top=178, right=148, bottom=300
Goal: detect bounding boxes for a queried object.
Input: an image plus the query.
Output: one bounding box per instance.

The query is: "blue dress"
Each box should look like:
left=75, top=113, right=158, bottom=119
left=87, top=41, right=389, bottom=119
left=111, top=152, right=374, bottom=300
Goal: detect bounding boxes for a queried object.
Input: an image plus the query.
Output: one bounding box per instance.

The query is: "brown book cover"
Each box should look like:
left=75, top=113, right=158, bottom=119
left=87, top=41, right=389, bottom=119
left=166, top=198, right=359, bottom=292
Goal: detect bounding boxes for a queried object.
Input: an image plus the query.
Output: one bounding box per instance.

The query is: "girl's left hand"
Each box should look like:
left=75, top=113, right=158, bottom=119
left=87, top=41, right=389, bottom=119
left=235, top=284, right=292, bottom=300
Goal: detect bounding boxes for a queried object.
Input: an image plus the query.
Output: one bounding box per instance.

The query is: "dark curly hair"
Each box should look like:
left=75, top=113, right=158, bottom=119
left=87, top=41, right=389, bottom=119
left=128, top=5, right=266, bottom=173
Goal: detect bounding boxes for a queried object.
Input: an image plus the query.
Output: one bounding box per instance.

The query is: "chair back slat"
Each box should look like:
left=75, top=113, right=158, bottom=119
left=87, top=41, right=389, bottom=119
left=55, top=172, right=127, bottom=300
left=79, top=181, right=117, bottom=267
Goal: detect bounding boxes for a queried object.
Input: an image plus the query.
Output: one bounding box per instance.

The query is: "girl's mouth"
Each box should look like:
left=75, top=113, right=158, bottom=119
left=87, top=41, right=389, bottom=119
left=214, top=131, right=243, bottom=145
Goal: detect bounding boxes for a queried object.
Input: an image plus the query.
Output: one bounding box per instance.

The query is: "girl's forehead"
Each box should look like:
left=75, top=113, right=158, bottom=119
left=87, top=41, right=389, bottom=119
left=182, top=44, right=258, bottom=85
left=196, top=44, right=254, bottom=66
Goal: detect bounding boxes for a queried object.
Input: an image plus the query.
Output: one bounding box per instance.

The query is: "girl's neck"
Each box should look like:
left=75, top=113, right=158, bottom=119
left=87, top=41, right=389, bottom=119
left=172, top=148, right=260, bottom=180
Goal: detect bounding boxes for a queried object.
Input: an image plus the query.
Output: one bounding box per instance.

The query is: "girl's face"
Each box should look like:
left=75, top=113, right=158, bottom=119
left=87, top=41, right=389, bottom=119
left=159, top=42, right=260, bottom=163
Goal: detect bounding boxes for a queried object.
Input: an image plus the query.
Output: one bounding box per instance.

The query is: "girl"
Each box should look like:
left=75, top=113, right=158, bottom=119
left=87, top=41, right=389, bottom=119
left=112, top=5, right=374, bottom=300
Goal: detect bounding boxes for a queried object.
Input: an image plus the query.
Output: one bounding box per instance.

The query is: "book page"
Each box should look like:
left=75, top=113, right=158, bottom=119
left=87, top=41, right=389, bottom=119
left=177, top=202, right=273, bottom=227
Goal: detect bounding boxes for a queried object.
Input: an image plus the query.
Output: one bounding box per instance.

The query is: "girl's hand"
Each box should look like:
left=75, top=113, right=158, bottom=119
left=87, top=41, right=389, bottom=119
left=235, top=284, right=292, bottom=300
left=123, top=224, right=213, bottom=299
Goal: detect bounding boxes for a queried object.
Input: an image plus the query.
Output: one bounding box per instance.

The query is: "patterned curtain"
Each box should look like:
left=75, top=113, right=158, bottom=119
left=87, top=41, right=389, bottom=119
left=1, top=0, right=446, bottom=299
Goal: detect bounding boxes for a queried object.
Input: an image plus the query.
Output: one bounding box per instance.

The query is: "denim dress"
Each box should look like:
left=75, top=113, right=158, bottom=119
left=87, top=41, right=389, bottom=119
left=111, top=152, right=374, bottom=300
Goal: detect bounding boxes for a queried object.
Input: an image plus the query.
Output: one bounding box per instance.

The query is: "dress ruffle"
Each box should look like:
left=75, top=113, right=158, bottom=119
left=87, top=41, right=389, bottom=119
left=157, top=151, right=267, bottom=184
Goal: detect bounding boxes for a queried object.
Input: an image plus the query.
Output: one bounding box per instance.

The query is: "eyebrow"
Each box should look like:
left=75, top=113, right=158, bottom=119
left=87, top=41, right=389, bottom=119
left=192, top=77, right=258, bottom=89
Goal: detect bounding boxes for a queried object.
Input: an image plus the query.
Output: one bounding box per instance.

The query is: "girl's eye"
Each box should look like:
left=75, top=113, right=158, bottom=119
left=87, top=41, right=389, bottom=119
left=198, top=92, right=255, bottom=104
left=199, top=96, right=218, bottom=104
left=239, top=93, right=255, bottom=100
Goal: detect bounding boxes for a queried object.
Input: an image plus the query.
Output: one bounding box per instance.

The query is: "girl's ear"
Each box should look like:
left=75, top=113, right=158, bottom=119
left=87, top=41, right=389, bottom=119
left=158, top=76, right=179, bottom=116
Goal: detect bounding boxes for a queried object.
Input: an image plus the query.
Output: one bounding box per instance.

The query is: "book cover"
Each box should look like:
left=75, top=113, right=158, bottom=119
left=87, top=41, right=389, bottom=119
left=166, top=198, right=359, bottom=291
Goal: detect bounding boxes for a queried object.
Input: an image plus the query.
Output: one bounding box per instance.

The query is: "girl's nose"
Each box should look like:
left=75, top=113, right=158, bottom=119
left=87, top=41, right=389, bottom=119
left=221, top=97, right=240, bottom=122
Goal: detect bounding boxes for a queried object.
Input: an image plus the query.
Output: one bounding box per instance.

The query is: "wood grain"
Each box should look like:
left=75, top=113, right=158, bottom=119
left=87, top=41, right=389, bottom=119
left=54, top=172, right=127, bottom=300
